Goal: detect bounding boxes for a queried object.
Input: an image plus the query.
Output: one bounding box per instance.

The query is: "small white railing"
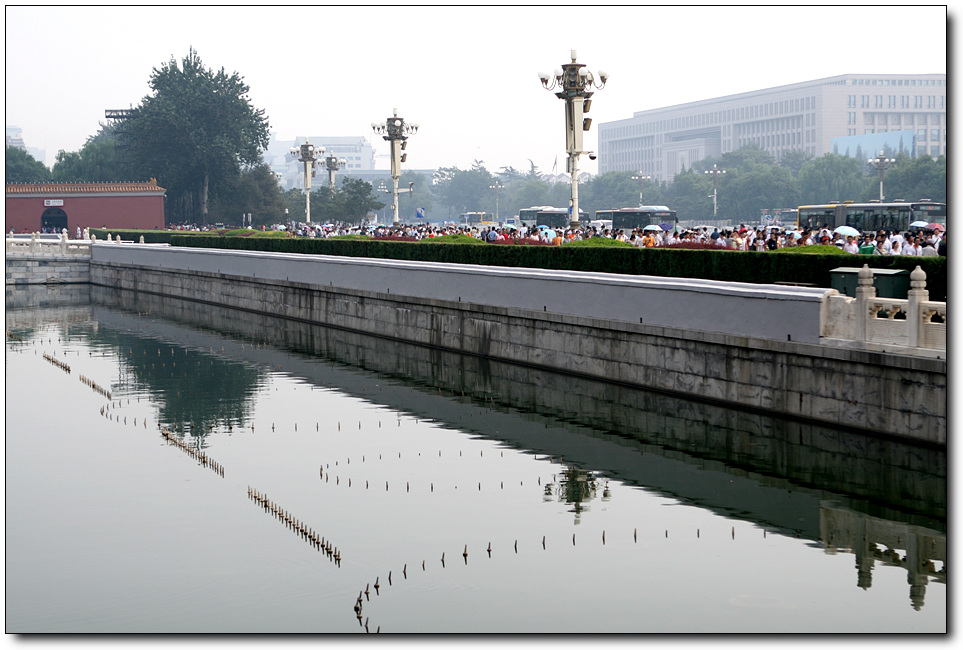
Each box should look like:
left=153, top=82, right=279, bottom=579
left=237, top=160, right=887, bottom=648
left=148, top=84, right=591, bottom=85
left=822, top=264, right=945, bottom=352
left=6, top=232, right=92, bottom=256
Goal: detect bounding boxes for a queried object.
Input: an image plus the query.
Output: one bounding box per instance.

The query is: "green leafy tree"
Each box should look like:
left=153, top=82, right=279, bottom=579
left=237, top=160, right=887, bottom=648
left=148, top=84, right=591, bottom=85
left=125, top=48, right=270, bottom=225
left=497, top=166, right=523, bottom=184
left=868, top=153, right=945, bottom=203
left=5, top=146, right=50, bottom=183
left=778, top=149, right=813, bottom=177
left=714, top=145, right=776, bottom=171
left=797, top=153, right=867, bottom=204
left=505, top=178, right=552, bottom=217
left=666, top=168, right=713, bottom=222
left=51, top=124, right=124, bottom=182
left=209, top=163, right=285, bottom=227
left=525, top=160, right=541, bottom=180
left=433, top=164, right=495, bottom=216
left=724, top=166, right=799, bottom=223
left=400, top=170, right=433, bottom=222
left=338, top=177, right=384, bottom=224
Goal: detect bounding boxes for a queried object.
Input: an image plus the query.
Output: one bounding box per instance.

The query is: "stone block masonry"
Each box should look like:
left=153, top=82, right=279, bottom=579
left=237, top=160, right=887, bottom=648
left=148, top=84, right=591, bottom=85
left=6, top=255, right=91, bottom=285
left=90, top=244, right=945, bottom=445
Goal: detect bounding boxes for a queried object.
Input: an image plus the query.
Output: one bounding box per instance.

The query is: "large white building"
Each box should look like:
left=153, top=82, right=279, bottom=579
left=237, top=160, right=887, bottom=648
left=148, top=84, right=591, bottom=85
left=598, top=73, right=946, bottom=184
left=265, top=134, right=376, bottom=190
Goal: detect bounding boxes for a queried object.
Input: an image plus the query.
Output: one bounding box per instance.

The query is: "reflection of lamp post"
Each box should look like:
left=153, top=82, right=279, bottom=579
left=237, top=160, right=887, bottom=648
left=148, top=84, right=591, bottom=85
left=323, top=152, right=347, bottom=190
left=539, top=49, right=608, bottom=228
left=290, top=141, right=324, bottom=223
left=542, top=466, right=603, bottom=525
left=489, top=182, right=504, bottom=221
left=631, top=172, right=651, bottom=207
left=867, top=150, right=896, bottom=201
left=372, top=108, right=419, bottom=225
left=704, top=163, right=725, bottom=219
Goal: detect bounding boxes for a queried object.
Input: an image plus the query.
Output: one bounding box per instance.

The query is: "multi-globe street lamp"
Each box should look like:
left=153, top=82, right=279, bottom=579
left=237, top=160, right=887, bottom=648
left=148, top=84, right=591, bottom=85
left=704, top=163, right=726, bottom=219
left=631, top=172, right=651, bottom=207
left=372, top=108, right=419, bottom=225
left=323, top=152, right=347, bottom=190
left=489, top=182, right=504, bottom=221
left=867, top=150, right=896, bottom=201
left=539, top=49, right=608, bottom=227
left=290, top=140, right=323, bottom=223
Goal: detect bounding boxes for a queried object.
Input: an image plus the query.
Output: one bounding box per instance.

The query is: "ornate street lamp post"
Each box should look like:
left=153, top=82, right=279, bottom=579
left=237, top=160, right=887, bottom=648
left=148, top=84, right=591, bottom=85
left=539, top=49, right=608, bottom=228
left=290, top=141, right=324, bottom=223
left=867, top=150, right=896, bottom=201
left=631, top=172, right=651, bottom=207
left=323, top=152, right=347, bottom=190
left=704, top=164, right=725, bottom=219
left=489, top=182, right=504, bottom=221
left=372, top=108, right=419, bottom=225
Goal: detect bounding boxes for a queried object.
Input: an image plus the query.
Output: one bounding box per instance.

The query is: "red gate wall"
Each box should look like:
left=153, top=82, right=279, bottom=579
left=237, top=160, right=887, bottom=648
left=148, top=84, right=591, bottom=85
left=5, top=182, right=166, bottom=234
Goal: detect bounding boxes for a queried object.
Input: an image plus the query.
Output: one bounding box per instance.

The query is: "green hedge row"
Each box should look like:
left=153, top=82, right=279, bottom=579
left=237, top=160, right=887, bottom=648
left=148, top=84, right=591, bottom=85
left=168, top=235, right=946, bottom=301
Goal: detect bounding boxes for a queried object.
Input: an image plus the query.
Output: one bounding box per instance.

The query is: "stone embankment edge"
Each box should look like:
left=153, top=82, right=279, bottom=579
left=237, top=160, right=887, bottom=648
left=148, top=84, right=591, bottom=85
left=90, top=252, right=945, bottom=446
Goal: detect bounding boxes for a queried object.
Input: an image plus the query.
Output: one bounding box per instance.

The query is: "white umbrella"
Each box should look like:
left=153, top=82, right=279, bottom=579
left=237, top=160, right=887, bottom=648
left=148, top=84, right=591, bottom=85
left=910, top=220, right=929, bottom=228
left=643, top=224, right=662, bottom=231
left=833, top=225, right=860, bottom=238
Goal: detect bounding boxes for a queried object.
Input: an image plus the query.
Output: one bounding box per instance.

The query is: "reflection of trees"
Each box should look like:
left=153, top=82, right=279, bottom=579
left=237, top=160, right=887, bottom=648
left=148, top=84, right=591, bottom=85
left=543, top=465, right=611, bottom=524
left=88, top=327, right=264, bottom=438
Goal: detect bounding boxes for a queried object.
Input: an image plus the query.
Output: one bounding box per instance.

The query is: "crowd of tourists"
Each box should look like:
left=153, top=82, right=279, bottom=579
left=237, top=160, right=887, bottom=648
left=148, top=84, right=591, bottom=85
left=287, top=221, right=946, bottom=256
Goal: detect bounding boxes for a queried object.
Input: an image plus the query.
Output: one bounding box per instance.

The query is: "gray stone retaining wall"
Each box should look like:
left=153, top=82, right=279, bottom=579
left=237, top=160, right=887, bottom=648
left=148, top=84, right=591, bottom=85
left=90, top=247, right=946, bottom=445
left=6, top=255, right=91, bottom=285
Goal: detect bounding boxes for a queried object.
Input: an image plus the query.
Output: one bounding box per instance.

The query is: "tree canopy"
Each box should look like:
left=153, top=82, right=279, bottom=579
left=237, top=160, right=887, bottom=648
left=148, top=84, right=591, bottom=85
left=125, top=48, right=270, bottom=224
left=5, top=146, right=50, bottom=183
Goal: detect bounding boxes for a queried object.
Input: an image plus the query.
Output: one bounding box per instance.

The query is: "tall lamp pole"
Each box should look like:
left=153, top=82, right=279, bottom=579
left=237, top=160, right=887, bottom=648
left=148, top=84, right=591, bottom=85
left=372, top=108, right=419, bottom=225
left=323, top=152, right=347, bottom=190
left=631, top=172, right=651, bottom=207
left=489, top=182, right=504, bottom=221
left=376, top=181, right=389, bottom=225
left=867, top=150, right=895, bottom=201
left=704, top=164, right=725, bottom=219
left=290, top=141, right=323, bottom=223
left=539, top=49, right=608, bottom=227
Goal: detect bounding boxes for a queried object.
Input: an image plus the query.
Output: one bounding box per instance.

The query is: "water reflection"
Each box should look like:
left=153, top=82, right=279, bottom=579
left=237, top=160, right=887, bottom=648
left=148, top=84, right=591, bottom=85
left=4, top=283, right=947, bottom=631
left=84, top=284, right=946, bottom=532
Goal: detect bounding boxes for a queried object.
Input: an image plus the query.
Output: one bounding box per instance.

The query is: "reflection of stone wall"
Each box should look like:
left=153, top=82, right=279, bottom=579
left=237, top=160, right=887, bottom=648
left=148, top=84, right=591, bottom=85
left=90, top=257, right=947, bottom=445
left=819, top=501, right=945, bottom=611
left=90, top=286, right=947, bottom=529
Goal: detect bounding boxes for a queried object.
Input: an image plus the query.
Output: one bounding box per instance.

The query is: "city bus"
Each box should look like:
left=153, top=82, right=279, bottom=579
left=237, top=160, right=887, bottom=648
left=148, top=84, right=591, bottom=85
left=796, top=200, right=946, bottom=233
left=593, top=206, right=678, bottom=232
left=460, top=212, right=494, bottom=227
left=519, top=207, right=589, bottom=229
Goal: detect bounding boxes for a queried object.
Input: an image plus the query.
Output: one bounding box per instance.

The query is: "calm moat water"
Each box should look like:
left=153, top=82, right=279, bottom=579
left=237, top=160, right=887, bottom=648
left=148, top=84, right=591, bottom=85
left=5, top=284, right=946, bottom=633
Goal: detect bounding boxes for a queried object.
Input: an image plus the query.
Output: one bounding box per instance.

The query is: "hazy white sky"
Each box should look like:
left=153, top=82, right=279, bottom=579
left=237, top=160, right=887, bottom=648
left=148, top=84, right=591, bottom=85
left=5, top=4, right=948, bottom=173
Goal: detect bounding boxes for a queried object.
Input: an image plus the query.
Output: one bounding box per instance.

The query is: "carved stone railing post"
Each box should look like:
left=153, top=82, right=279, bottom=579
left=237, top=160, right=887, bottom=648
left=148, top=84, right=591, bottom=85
left=906, top=266, right=928, bottom=348
left=30, top=232, right=38, bottom=253
left=139, top=235, right=145, bottom=243
left=854, top=264, right=876, bottom=342
left=60, top=231, right=68, bottom=253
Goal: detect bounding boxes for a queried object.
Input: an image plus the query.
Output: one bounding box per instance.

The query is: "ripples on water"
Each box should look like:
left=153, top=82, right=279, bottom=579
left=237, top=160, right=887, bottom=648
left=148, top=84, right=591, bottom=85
left=4, top=285, right=946, bottom=633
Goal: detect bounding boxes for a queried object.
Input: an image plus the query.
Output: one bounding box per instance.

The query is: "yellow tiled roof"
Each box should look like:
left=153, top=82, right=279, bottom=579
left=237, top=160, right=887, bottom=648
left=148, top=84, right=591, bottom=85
left=6, top=181, right=166, bottom=194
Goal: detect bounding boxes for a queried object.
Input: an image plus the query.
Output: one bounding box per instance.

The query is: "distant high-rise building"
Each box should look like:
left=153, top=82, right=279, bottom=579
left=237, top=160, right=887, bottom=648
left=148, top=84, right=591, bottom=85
left=598, top=73, right=946, bottom=184
left=6, top=125, right=46, bottom=165
left=6, top=125, right=26, bottom=150
left=265, top=134, right=376, bottom=190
